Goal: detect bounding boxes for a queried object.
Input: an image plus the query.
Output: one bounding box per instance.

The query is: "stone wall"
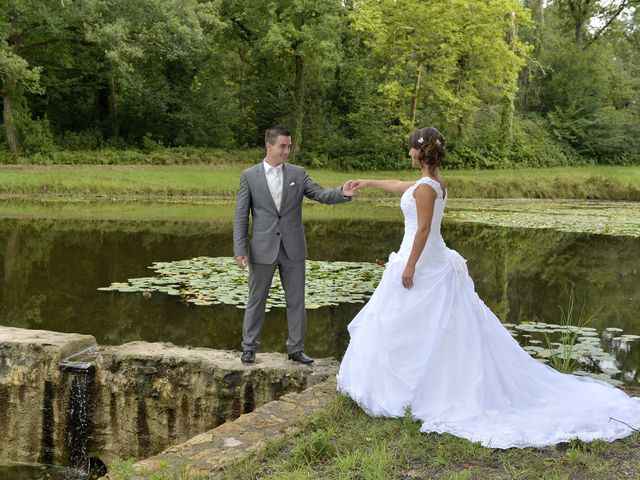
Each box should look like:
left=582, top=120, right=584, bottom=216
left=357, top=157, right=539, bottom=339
left=91, top=342, right=337, bottom=465
left=0, top=326, right=338, bottom=468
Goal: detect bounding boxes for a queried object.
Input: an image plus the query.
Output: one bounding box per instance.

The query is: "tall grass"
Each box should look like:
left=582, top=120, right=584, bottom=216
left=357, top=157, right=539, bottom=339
left=544, top=289, right=603, bottom=374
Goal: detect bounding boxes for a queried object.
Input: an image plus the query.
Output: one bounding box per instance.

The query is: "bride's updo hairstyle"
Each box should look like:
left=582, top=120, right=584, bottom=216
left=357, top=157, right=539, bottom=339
left=408, top=127, right=446, bottom=173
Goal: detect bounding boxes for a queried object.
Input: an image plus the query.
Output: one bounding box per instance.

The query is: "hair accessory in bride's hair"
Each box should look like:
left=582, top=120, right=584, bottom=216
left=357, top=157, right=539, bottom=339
left=418, top=137, right=424, bottom=144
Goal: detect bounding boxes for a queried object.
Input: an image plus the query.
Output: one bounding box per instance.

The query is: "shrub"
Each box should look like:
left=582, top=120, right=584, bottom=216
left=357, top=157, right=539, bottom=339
left=548, top=104, right=640, bottom=165
left=508, top=114, right=580, bottom=168
left=142, top=132, right=164, bottom=153
left=56, top=129, right=104, bottom=150
left=18, top=115, right=56, bottom=156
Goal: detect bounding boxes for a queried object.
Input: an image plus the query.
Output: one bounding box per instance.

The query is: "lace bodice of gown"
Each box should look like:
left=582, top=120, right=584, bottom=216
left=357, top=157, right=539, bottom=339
left=397, top=176, right=447, bottom=261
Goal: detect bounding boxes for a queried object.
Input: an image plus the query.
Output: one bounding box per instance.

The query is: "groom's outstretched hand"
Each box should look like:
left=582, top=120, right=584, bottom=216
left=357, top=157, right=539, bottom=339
left=235, top=256, right=248, bottom=269
left=342, top=180, right=359, bottom=197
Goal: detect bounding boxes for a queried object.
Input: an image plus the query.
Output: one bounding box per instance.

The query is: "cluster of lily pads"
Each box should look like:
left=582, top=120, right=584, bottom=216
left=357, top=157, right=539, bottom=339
left=98, top=256, right=384, bottom=311
left=445, top=199, right=640, bottom=237
left=505, top=321, right=640, bottom=385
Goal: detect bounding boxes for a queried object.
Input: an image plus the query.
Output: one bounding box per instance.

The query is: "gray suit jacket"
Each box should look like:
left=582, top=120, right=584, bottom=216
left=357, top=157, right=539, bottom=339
left=233, top=163, right=350, bottom=264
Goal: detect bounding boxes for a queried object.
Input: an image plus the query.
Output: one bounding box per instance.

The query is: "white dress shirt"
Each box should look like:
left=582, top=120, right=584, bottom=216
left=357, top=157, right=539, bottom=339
left=263, top=160, right=283, bottom=211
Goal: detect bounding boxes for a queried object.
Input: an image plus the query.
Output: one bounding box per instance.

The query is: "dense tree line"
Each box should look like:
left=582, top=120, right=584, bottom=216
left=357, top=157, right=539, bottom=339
left=1, top=0, right=638, bottom=168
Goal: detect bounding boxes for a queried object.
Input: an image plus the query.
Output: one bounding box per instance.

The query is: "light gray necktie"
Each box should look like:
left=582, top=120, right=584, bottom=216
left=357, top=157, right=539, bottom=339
left=270, top=167, right=282, bottom=210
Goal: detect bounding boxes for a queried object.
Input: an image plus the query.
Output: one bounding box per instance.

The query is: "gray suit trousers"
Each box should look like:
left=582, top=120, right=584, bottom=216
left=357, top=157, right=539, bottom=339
left=242, top=242, right=306, bottom=354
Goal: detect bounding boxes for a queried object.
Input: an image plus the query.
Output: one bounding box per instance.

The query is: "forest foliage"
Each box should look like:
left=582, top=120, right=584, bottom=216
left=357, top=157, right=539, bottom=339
left=0, top=0, right=639, bottom=169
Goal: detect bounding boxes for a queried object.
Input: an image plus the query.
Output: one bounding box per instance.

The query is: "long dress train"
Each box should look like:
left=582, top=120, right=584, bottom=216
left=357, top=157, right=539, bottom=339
left=337, top=177, right=640, bottom=448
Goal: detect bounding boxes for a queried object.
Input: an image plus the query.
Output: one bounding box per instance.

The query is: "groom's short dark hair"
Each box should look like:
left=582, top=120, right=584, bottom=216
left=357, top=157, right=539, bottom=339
left=265, top=126, right=291, bottom=146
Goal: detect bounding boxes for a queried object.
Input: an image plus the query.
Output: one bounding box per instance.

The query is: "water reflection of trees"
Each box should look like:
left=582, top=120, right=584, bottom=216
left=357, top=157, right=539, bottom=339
left=0, top=220, right=236, bottom=343
left=0, top=219, right=638, bottom=360
left=445, top=224, right=640, bottom=335
left=2, top=220, right=57, bottom=328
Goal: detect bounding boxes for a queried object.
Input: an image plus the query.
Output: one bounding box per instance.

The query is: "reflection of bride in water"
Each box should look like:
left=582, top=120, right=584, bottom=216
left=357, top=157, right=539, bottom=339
left=337, top=127, right=640, bottom=448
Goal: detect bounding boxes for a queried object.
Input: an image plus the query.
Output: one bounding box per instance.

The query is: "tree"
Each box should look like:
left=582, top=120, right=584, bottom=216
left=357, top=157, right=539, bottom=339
left=556, top=0, right=639, bottom=49
left=0, top=0, right=77, bottom=151
left=216, top=0, right=344, bottom=159
left=346, top=0, right=531, bottom=153
left=82, top=0, right=221, bottom=141
left=1, top=0, right=637, bottom=166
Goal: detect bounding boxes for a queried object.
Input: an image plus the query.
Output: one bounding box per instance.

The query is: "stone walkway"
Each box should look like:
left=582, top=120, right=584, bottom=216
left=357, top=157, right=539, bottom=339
left=103, top=375, right=338, bottom=479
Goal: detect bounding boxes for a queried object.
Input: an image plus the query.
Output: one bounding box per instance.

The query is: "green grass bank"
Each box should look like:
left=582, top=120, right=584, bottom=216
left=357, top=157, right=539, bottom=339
left=220, top=393, right=640, bottom=480
left=1, top=165, right=639, bottom=200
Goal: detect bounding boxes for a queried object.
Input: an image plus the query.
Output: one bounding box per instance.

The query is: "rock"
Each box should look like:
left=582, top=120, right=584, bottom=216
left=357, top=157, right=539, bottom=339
left=222, top=437, right=244, bottom=447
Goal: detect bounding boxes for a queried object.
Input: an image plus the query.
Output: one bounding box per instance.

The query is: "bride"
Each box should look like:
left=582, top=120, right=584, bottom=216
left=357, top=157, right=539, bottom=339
left=337, top=126, right=640, bottom=448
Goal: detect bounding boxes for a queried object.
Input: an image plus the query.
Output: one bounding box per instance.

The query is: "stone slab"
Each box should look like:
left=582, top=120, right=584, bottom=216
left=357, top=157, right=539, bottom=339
left=0, top=326, right=339, bottom=468
left=101, top=341, right=337, bottom=375
left=92, top=342, right=339, bottom=464
left=0, top=326, right=96, bottom=361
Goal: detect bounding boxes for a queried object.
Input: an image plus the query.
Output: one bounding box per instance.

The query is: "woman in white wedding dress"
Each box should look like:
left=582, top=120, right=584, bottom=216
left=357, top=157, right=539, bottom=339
left=337, top=127, right=640, bottom=448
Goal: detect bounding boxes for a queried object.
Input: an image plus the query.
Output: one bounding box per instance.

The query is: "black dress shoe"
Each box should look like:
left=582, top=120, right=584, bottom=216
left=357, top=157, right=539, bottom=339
left=288, top=351, right=314, bottom=364
left=241, top=350, right=255, bottom=364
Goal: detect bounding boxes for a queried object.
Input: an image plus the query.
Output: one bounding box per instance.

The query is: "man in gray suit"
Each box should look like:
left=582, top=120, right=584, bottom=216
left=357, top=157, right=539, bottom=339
left=234, top=126, right=357, bottom=364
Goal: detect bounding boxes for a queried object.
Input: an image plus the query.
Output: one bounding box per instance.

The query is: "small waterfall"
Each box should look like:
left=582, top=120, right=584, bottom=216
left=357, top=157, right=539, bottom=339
left=59, top=347, right=100, bottom=477
left=62, top=362, right=94, bottom=473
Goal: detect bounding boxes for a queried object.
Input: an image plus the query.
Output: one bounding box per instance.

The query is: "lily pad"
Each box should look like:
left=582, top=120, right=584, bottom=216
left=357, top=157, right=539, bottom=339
left=446, top=199, right=640, bottom=238
left=514, top=318, right=639, bottom=385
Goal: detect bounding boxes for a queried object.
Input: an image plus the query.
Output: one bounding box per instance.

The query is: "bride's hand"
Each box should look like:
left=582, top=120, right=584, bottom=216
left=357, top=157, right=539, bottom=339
left=402, top=264, right=415, bottom=289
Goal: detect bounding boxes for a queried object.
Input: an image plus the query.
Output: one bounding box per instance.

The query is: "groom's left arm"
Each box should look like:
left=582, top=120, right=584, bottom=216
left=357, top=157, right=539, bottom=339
left=303, top=171, right=352, bottom=204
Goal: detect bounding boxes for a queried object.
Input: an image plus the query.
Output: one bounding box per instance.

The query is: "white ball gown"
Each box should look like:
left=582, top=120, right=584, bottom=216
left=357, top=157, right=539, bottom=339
left=337, top=176, right=640, bottom=448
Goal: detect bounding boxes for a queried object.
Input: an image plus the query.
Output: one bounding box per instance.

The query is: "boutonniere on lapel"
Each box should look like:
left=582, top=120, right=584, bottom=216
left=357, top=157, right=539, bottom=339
left=289, top=181, right=296, bottom=187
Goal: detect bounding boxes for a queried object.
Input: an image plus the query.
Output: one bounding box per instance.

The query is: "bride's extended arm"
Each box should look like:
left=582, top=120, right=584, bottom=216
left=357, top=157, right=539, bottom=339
left=356, top=179, right=415, bottom=193
left=402, top=185, right=437, bottom=289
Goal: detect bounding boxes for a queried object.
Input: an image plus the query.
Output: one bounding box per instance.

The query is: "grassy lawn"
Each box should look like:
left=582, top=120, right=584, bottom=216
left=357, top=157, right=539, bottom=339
left=222, top=393, right=640, bottom=480
left=0, top=165, right=639, bottom=200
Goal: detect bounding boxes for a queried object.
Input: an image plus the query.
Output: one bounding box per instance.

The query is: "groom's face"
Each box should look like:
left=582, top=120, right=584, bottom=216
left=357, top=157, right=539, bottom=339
left=266, top=135, right=292, bottom=165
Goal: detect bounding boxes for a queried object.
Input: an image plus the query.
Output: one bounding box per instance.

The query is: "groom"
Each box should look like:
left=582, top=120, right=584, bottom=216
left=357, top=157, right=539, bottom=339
left=234, top=126, right=356, bottom=364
